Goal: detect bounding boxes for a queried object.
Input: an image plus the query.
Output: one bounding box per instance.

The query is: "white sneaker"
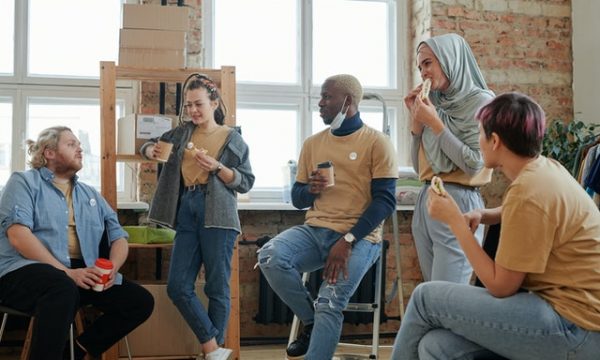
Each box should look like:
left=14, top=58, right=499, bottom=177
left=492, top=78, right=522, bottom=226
left=206, top=347, right=233, bottom=360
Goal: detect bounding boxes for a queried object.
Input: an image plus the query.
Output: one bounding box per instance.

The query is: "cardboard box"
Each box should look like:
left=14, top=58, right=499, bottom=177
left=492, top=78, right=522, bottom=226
left=118, top=282, right=207, bottom=357
left=120, top=29, right=186, bottom=50
left=122, top=4, right=190, bottom=31
left=117, top=114, right=178, bottom=155
left=118, top=47, right=186, bottom=69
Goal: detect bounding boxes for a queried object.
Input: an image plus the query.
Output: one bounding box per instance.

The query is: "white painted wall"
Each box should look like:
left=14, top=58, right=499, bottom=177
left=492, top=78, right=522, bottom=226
left=572, top=0, right=600, bottom=123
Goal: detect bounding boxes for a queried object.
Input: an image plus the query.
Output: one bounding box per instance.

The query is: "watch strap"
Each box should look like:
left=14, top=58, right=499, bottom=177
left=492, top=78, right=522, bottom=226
left=213, top=162, right=224, bottom=175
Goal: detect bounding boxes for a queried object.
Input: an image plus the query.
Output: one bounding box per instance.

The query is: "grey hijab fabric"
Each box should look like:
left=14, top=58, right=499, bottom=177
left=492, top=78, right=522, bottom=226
left=421, top=33, right=495, bottom=173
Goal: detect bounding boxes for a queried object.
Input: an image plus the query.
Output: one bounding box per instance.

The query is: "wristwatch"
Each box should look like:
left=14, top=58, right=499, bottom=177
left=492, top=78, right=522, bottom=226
left=214, top=162, right=224, bottom=174
left=343, top=233, right=356, bottom=245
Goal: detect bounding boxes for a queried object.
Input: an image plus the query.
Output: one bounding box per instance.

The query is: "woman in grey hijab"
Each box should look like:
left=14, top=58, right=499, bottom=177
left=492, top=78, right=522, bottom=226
left=405, top=33, right=494, bottom=283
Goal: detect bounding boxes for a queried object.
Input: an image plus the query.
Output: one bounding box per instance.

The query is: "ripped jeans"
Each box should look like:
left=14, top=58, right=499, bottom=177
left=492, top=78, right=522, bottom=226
left=257, top=225, right=381, bottom=360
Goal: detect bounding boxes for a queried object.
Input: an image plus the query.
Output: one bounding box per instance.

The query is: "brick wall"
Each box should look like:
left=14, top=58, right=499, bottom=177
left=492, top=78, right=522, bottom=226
left=426, top=0, right=573, bottom=126
left=128, top=0, right=574, bottom=342
left=409, top=0, right=573, bottom=205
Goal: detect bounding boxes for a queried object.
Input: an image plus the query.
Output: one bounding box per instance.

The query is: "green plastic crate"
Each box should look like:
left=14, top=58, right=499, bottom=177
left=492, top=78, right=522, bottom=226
left=123, top=226, right=176, bottom=244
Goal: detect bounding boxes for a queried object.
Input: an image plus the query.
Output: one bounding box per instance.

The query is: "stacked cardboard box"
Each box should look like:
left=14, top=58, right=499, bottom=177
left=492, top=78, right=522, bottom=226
left=117, top=113, right=178, bottom=155
left=119, top=4, right=189, bottom=68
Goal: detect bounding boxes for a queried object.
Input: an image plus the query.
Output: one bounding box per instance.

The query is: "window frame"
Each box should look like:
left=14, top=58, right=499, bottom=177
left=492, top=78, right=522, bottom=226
left=0, top=0, right=137, bottom=201
left=203, top=0, right=410, bottom=201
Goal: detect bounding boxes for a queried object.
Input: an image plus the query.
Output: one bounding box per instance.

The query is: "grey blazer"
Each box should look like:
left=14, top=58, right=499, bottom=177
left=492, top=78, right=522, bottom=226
left=141, top=122, right=254, bottom=232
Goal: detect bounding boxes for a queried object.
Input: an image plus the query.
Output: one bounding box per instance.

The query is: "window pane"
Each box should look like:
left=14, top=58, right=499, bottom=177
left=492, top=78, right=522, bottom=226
left=0, top=99, right=13, bottom=188
left=214, top=0, right=298, bottom=84
left=27, top=99, right=124, bottom=192
left=0, top=0, right=14, bottom=75
left=313, top=0, right=392, bottom=87
left=236, top=108, right=297, bottom=188
left=28, top=0, right=120, bottom=77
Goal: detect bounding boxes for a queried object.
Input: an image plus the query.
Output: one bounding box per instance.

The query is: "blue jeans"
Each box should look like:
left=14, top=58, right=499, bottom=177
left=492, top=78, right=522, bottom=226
left=257, top=225, right=381, bottom=360
left=391, top=281, right=600, bottom=360
left=167, top=188, right=237, bottom=345
left=412, top=183, right=484, bottom=283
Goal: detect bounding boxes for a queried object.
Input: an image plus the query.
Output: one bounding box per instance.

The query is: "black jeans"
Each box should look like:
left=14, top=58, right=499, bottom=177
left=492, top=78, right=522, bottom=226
left=0, top=263, right=154, bottom=359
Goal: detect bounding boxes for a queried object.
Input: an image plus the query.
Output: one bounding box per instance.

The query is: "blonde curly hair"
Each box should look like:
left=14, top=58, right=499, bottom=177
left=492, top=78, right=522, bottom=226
left=26, top=126, right=72, bottom=169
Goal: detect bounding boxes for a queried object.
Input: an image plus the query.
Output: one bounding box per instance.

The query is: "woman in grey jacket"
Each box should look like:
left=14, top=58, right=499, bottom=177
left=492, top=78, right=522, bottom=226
left=140, top=74, right=254, bottom=360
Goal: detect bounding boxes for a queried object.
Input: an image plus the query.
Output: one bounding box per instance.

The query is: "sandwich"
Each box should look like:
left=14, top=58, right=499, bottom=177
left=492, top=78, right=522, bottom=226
left=186, top=142, right=208, bottom=155
left=431, top=176, right=446, bottom=196
left=420, top=78, right=432, bottom=100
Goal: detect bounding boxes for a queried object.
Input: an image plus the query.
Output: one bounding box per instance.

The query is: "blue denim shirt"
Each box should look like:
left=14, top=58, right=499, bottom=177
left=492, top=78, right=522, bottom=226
left=0, top=167, right=127, bottom=283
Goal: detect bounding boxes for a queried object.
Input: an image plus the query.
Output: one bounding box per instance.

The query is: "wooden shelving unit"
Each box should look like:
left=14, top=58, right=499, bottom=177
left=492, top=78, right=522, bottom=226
left=99, top=62, right=240, bottom=360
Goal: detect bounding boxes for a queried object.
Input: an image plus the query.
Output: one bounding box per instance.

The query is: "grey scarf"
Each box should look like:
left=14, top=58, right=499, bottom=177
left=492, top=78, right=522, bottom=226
left=421, top=33, right=495, bottom=173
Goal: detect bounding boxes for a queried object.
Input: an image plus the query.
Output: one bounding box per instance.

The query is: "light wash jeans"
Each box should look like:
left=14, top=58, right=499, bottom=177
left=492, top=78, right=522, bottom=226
left=391, top=281, right=600, bottom=360
left=257, top=225, right=381, bottom=360
left=412, top=183, right=485, bottom=283
left=167, top=188, right=237, bottom=345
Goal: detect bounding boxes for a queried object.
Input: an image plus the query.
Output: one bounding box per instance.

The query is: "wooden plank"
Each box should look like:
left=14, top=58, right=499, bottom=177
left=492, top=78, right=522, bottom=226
left=225, top=239, right=240, bottom=360
left=220, top=66, right=236, bottom=127
left=100, top=61, right=118, bottom=211
left=127, top=243, right=173, bottom=249
left=116, top=66, right=223, bottom=84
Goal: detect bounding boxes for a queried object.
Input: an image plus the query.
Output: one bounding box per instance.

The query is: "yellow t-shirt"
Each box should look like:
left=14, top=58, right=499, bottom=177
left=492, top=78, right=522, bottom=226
left=53, top=181, right=82, bottom=259
left=296, top=125, right=398, bottom=242
left=182, top=125, right=230, bottom=186
left=496, top=156, right=600, bottom=331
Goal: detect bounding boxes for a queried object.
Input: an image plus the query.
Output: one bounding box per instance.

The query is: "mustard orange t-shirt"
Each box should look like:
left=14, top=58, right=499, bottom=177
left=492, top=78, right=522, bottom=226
left=296, top=125, right=397, bottom=242
left=182, top=125, right=230, bottom=186
left=53, top=181, right=82, bottom=259
left=496, top=156, right=600, bottom=331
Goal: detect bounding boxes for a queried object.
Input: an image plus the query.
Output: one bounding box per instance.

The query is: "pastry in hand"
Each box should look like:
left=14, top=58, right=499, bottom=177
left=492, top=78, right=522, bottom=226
left=186, top=142, right=208, bottom=155
left=420, top=78, right=432, bottom=100
left=431, top=176, right=446, bottom=196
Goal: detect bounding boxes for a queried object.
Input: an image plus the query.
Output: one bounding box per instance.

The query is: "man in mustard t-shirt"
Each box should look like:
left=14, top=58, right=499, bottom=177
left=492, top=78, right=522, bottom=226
left=392, top=92, right=600, bottom=359
left=258, top=74, right=398, bottom=360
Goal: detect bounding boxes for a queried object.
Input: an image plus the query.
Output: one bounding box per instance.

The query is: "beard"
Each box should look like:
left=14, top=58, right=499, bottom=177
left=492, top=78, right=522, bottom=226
left=320, top=112, right=333, bottom=125
left=53, top=154, right=82, bottom=176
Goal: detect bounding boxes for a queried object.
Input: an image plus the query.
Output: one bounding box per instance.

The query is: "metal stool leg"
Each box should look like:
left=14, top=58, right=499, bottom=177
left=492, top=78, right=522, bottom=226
left=124, top=335, right=132, bottom=360
left=288, top=272, right=311, bottom=345
left=69, top=323, right=76, bottom=360
left=0, top=313, right=8, bottom=342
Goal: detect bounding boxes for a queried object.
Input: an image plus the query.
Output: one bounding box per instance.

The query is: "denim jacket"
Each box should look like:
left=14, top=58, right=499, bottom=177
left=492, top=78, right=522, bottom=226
left=0, top=167, right=127, bottom=283
left=142, top=122, right=254, bottom=232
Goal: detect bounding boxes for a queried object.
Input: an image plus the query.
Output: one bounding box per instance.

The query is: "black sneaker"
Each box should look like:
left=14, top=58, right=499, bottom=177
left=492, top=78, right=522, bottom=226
left=286, top=327, right=311, bottom=359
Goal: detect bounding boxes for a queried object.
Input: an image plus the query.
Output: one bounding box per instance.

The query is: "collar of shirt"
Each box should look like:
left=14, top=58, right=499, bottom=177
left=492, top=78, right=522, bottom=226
left=331, top=112, right=363, bottom=136
left=40, top=166, right=79, bottom=184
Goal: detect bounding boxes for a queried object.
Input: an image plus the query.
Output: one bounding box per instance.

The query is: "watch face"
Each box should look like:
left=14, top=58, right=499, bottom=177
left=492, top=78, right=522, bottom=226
left=344, top=233, right=355, bottom=243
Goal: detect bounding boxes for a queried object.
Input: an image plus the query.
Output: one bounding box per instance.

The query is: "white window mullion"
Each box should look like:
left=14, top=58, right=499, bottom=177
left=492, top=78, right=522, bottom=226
left=13, top=0, right=28, bottom=83
left=202, top=0, right=215, bottom=68
left=12, top=90, right=26, bottom=172
left=301, top=0, right=313, bottom=140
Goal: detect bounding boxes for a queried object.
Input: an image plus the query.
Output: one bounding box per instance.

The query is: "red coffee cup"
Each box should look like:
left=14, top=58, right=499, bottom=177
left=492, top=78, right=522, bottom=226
left=93, top=258, right=113, bottom=292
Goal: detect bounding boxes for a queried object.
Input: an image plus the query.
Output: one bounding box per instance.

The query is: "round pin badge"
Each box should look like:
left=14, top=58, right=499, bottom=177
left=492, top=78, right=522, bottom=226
left=349, top=152, right=358, bottom=160
left=89, top=198, right=97, bottom=207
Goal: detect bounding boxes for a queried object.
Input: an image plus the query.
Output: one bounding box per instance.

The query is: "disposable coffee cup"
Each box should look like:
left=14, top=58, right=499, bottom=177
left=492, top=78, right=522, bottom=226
left=317, top=161, right=335, bottom=187
left=155, top=140, right=174, bottom=162
left=92, top=258, right=113, bottom=292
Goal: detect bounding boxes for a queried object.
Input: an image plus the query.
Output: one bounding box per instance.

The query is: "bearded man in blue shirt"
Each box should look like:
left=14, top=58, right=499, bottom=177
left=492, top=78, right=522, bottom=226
left=0, top=126, right=154, bottom=360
